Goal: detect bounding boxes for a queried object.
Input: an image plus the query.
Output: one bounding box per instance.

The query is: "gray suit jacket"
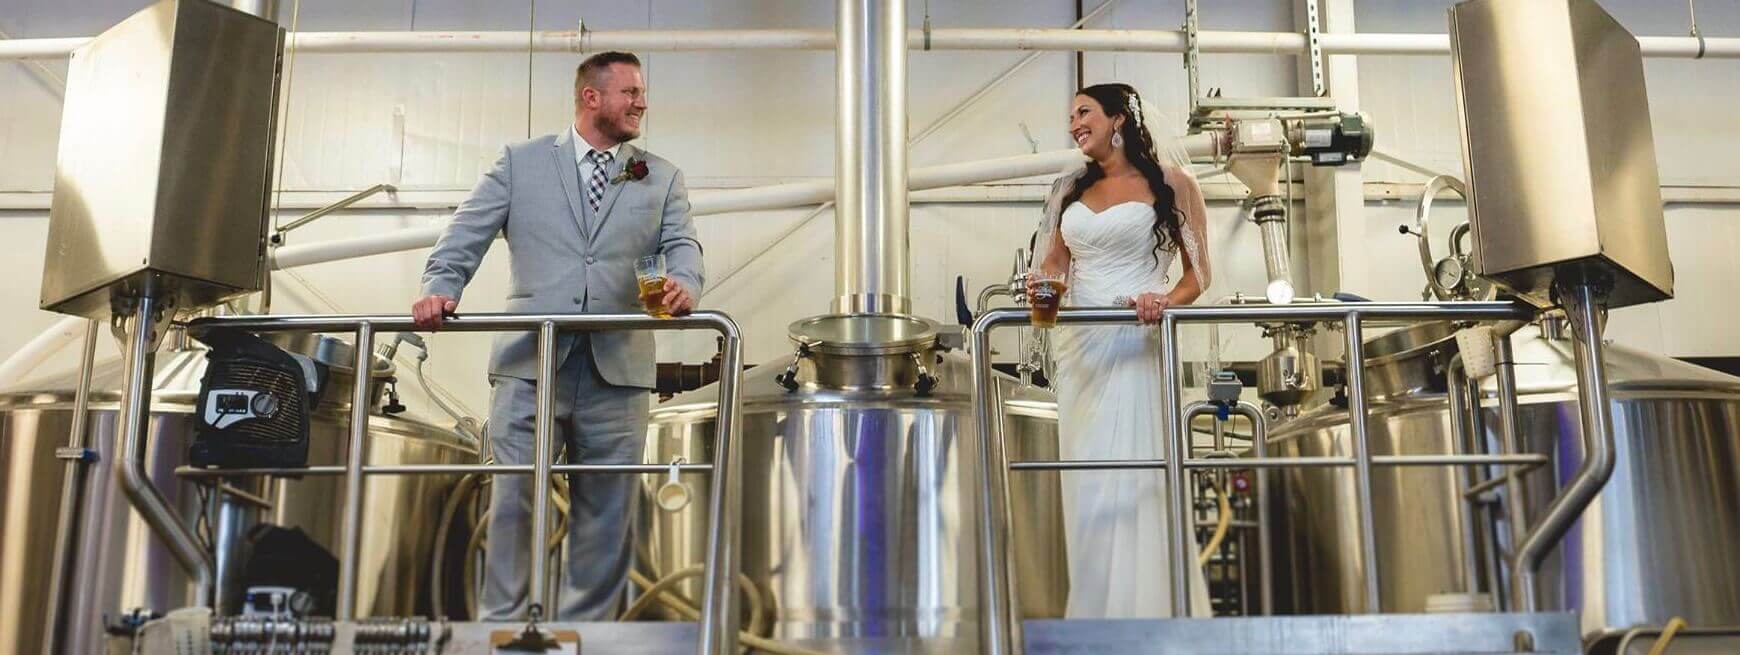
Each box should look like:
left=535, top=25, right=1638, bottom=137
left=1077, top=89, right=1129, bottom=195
left=420, top=130, right=705, bottom=387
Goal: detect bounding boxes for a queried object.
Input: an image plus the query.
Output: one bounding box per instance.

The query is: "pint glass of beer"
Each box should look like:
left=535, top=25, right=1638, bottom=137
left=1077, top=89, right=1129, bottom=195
left=1028, top=269, right=1067, bottom=329
left=636, top=255, right=671, bottom=318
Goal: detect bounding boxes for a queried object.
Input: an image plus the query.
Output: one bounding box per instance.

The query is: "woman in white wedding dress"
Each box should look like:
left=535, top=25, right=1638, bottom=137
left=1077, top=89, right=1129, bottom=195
left=1030, top=83, right=1214, bottom=618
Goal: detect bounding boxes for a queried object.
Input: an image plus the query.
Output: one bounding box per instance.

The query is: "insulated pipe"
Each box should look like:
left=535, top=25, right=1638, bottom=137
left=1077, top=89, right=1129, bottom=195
left=113, top=296, right=214, bottom=607
left=1513, top=281, right=1616, bottom=611
left=7, top=29, right=1740, bottom=59
left=268, top=148, right=1103, bottom=270
left=0, top=314, right=90, bottom=388
left=835, top=0, right=909, bottom=314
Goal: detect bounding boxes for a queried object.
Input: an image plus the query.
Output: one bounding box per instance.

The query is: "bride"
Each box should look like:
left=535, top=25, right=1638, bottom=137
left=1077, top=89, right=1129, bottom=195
left=1029, top=83, right=1214, bottom=618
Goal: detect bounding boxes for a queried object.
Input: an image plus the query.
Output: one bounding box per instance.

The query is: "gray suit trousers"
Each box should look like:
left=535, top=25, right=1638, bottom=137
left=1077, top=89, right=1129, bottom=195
left=481, top=334, right=649, bottom=621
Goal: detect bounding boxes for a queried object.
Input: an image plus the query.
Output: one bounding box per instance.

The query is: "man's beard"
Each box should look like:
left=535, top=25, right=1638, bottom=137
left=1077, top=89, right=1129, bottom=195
left=593, top=113, right=640, bottom=142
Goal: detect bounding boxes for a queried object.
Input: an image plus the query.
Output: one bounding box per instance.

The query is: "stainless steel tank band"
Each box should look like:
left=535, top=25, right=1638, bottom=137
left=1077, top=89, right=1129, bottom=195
left=185, top=311, right=746, bottom=655
left=968, top=301, right=1538, bottom=655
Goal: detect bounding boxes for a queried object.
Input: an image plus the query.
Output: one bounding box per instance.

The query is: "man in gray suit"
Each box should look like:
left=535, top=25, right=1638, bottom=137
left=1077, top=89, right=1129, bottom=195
left=411, top=51, right=703, bottom=621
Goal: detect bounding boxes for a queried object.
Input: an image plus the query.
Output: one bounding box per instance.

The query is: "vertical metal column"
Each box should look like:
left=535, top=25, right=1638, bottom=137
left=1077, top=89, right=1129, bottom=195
left=834, top=0, right=910, bottom=314
left=1342, top=314, right=1381, bottom=612
left=44, top=319, right=99, bottom=654
left=1493, top=335, right=1529, bottom=608
left=113, top=295, right=214, bottom=607
left=971, top=322, right=1021, bottom=655
left=1162, top=315, right=1193, bottom=615
left=1238, top=401, right=1274, bottom=616
left=1513, top=282, right=1615, bottom=611
left=699, top=325, right=746, bottom=655
left=528, top=321, right=558, bottom=619
left=335, top=322, right=375, bottom=619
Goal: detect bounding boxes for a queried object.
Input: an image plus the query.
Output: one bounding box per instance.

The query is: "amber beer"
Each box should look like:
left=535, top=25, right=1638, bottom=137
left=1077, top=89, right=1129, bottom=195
left=638, top=275, right=671, bottom=318
left=636, top=254, right=672, bottom=318
left=1029, top=274, right=1067, bottom=329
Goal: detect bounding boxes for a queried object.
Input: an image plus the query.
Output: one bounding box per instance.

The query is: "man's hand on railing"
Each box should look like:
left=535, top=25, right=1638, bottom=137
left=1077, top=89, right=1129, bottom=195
left=412, top=294, right=458, bottom=330
left=662, top=279, right=696, bottom=317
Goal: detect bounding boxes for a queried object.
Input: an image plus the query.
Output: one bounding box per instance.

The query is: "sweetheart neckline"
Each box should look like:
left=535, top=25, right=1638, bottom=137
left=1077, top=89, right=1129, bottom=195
left=1070, top=200, right=1153, bottom=216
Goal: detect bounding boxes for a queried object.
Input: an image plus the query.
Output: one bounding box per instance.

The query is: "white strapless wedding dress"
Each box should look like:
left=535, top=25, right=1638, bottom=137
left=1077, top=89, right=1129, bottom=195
left=1052, top=200, right=1212, bottom=618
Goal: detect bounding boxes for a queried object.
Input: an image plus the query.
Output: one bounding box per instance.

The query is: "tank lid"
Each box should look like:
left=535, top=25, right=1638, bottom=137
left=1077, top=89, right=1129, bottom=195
left=787, top=313, right=937, bottom=356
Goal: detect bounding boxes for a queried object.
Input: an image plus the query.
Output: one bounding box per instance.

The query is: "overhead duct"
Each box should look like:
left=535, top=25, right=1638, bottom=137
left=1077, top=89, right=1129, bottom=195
left=834, top=0, right=908, bottom=315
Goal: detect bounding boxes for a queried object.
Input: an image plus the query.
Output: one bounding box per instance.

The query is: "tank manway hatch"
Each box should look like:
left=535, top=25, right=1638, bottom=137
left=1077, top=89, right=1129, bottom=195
left=39, top=0, right=285, bottom=319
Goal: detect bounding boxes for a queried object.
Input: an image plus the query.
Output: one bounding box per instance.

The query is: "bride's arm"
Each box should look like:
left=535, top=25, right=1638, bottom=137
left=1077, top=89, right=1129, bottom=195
left=1165, top=166, right=1211, bottom=306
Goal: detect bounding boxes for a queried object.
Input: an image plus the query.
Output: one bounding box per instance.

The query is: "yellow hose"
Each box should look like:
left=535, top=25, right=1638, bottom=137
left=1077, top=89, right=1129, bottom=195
left=1646, top=616, right=1686, bottom=655
left=623, top=566, right=823, bottom=655
left=1197, top=478, right=1233, bottom=567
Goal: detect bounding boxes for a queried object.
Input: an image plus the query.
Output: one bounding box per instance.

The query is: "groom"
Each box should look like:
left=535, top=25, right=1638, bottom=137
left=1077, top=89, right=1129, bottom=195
left=411, top=51, right=704, bottom=620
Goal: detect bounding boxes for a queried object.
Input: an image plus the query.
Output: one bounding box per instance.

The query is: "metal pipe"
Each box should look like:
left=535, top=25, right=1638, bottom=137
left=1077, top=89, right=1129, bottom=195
left=113, top=295, right=214, bottom=607
left=970, top=312, right=1021, bottom=655
left=44, top=318, right=98, bottom=654
left=698, top=322, right=746, bottom=655
left=1162, top=315, right=1192, bottom=615
left=334, top=322, right=374, bottom=620
left=8, top=28, right=1740, bottom=60
left=1445, top=356, right=1485, bottom=600
left=1006, top=453, right=1546, bottom=471
left=835, top=0, right=909, bottom=314
left=187, top=311, right=735, bottom=334
left=1513, top=281, right=1616, bottom=611
left=275, top=184, right=397, bottom=235
left=1343, top=314, right=1382, bottom=613
left=229, top=0, right=278, bottom=20
left=970, top=302, right=1533, bottom=330
left=528, top=322, right=557, bottom=618
left=1493, top=335, right=1529, bottom=607
left=1228, top=400, right=1273, bottom=616
left=175, top=463, right=714, bottom=477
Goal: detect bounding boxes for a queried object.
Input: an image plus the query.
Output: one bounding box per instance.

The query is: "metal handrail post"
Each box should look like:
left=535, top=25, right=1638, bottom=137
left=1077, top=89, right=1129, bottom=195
left=1513, top=282, right=1616, bottom=611
left=45, top=318, right=100, bottom=654
left=1161, top=316, right=1191, bottom=617
left=114, top=295, right=215, bottom=607
left=970, top=311, right=1021, bottom=655
left=527, top=322, right=557, bottom=618
left=1445, top=356, right=1485, bottom=597
left=1493, top=335, right=1529, bottom=609
left=698, top=318, right=745, bottom=655
left=335, top=322, right=375, bottom=620
left=1342, top=313, right=1382, bottom=613
left=1231, top=401, right=1272, bottom=615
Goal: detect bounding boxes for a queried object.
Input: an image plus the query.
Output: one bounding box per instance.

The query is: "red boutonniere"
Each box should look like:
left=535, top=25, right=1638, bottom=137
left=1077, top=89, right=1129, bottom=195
left=611, top=157, right=650, bottom=184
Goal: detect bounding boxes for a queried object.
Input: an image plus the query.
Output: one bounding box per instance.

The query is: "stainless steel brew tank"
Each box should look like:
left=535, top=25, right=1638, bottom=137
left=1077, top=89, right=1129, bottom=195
left=640, top=314, right=1067, bottom=649
left=0, top=334, right=475, bottom=655
left=1264, top=322, right=1740, bottom=637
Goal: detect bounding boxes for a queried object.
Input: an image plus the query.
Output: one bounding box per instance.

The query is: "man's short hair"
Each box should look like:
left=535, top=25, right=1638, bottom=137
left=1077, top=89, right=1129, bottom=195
left=575, top=51, right=642, bottom=93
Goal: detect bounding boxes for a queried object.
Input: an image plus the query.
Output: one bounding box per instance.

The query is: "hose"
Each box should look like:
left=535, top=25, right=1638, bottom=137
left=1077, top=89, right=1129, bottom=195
left=1197, top=478, right=1233, bottom=567
left=621, top=566, right=822, bottom=655
left=430, top=472, right=483, bottom=619
left=1647, top=616, right=1686, bottom=655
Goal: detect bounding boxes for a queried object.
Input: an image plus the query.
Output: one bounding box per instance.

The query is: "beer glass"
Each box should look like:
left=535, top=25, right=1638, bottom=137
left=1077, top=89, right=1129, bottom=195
left=1028, top=269, right=1067, bottom=329
left=636, top=255, right=671, bottom=318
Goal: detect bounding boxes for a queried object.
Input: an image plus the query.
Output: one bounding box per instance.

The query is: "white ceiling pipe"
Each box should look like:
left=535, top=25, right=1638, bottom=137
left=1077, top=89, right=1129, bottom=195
left=273, top=148, right=1094, bottom=269
left=7, top=29, right=1738, bottom=60
left=0, top=315, right=90, bottom=389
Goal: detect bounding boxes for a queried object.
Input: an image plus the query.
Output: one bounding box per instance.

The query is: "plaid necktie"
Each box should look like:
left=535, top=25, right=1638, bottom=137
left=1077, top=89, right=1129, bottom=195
left=585, top=150, right=614, bottom=214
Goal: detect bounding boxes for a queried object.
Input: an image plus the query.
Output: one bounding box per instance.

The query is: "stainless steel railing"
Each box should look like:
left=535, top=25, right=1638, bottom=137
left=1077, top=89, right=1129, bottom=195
left=968, top=301, right=1572, bottom=655
left=167, top=311, right=745, bottom=655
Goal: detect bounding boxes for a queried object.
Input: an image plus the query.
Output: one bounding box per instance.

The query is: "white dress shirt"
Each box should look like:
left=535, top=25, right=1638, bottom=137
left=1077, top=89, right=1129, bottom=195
left=573, top=124, right=623, bottom=185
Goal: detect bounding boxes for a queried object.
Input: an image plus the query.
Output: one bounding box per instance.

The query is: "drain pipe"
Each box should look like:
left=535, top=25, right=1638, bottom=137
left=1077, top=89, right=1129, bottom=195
left=1511, top=278, right=1615, bottom=611
left=113, top=295, right=214, bottom=607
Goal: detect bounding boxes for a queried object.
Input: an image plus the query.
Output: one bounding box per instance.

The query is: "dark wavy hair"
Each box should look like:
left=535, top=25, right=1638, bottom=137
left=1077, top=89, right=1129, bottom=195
left=1062, top=83, right=1184, bottom=261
